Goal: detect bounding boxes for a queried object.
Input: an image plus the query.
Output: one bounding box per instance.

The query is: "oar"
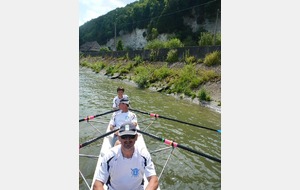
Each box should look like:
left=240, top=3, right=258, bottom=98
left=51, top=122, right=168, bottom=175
left=79, top=109, right=118, bottom=122
left=130, top=108, right=221, bottom=133
left=79, top=128, right=119, bottom=149
left=137, top=129, right=221, bottom=163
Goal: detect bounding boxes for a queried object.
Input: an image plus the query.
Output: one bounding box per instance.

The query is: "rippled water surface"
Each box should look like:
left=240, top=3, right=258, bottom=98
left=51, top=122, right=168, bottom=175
left=79, top=67, right=221, bottom=190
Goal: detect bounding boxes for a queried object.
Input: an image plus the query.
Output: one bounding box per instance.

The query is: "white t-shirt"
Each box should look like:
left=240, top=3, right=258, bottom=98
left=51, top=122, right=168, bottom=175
left=112, top=94, right=129, bottom=109
left=95, top=145, right=157, bottom=190
left=109, top=110, right=137, bottom=129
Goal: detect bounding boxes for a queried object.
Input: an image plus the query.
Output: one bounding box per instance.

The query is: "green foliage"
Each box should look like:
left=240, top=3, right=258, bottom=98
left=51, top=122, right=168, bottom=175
left=79, top=54, right=220, bottom=103
left=149, top=49, right=159, bottom=61
left=145, top=38, right=184, bottom=50
left=119, top=67, right=130, bottom=74
left=198, top=32, right=221, bottom=46
left=166, top=49, right=178, bottom=63
left=183, top=49, right=190, bottom=62
left=199, top=32, right=214, bottom=46
left=185, top=56, right=197, bottom=65
left=115, top=62, right=122, bottom=69
left=189, top=77, right=201, bottom=89
left=80, top=60, right=106, bottom=73
left=215, top=32, right=221, bottom=45
left=117, top=40, right=124, bottom=51
left=79, top=0, right=221, bottom=47
left=197, top=58, right=204, bottom=63
left=80, top=61, right=89, bottom=67
left=111, top=61, right=135, bottom=74
left=198, top=88, right=211, bottom=101
left=191, top=92, right=197, bottom=99
left=182, top=35, right=198, bottom=46
left=133, top=55, right=143, bottom=66
left=147, top=28, right=159, bottom=41
left=203, top=51, right=221, bottom=66
left=133, top=66, right=151, bottom=88
left=106, top=65, right=116, bottom=75
left=145, top=39, right=165, bottom=50
left=198, top=69, right=220, bottom=82
left=91, top=61, right=105, bottom=73
left=171, top=65, right=197, bottom=94
left=164, top=38, right=184, bottom=49
left=184, top=88, right=193, bottom=97
left=168, top=64, right=219, bottom=97
left=100, top=47, right=110, bottom=52
left=152, top=64, right=172, bottom=82
left=125, top=62, right=134, bottom=71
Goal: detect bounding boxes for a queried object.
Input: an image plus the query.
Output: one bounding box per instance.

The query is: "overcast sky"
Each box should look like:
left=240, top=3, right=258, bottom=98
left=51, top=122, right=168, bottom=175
left=79, top=0, right=137, bottom=27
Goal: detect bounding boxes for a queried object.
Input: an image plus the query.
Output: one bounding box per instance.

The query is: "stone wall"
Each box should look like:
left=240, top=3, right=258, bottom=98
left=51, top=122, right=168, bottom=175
left=82, top=46, right=221, bottom=61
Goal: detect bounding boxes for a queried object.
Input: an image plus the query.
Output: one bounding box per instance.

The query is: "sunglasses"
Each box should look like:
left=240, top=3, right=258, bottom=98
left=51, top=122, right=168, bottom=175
left=120, top=135, right=135, bottom=139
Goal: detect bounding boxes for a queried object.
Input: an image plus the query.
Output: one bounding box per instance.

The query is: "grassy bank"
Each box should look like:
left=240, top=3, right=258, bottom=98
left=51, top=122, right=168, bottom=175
left=79, top=51, right=221, bottom=110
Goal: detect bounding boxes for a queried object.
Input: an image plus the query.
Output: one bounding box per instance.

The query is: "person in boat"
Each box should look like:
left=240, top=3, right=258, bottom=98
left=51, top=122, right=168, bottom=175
left=93, top=123, right=159, bottom=190
left=109, top=97, right=137, bottom=146
left=112, top=86, right=129, bottom=110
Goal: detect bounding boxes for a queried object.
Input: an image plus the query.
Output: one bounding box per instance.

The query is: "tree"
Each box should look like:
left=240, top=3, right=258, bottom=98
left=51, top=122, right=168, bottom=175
left=147, top=28, right=159, bottom=41
left=117, top=40, right=124, bottom=51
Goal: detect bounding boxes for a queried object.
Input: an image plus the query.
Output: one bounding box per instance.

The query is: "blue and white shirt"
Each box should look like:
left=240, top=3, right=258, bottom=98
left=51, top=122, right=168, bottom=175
left=95, top=145, right=157, bottom=190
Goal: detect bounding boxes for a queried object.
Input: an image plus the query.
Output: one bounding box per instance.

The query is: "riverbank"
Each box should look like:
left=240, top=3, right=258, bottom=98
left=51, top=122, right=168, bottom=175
left=80, top=56, right=221, bottom=113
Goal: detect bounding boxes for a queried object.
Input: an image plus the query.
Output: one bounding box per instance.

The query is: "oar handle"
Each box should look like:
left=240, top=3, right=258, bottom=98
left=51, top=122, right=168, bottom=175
left=79, top=128, right=119, bottom=149
left=79, top=109, right=118, bottom=122
left=137, top=129, right=221, bottom=163
left=79, top=115, right=95, bottom=122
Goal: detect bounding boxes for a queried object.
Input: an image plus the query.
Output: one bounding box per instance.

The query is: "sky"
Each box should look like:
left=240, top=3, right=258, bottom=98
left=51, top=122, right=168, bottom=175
left=79, top=0, right=138, bottom=27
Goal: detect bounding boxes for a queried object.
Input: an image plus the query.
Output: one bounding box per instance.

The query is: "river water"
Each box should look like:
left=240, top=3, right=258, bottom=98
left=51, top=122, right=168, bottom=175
left=79, top=67, right=221, bottom=190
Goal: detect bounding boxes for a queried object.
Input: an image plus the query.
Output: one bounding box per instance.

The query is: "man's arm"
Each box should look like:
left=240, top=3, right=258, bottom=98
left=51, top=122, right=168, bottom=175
left=145, top=175, right=159, bottom=190
left=112, top=96, right=117, bottom=109
left=93, top=180, right=105, bottom=190
left=109, top=124, right=114, bottom=131
left=109, top=112, right=118, bottom=134
left=110, top=124, right=119, bottom=135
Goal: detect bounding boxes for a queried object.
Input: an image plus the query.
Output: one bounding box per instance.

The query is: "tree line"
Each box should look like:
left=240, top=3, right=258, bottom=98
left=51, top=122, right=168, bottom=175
left=79, top=0, right=221, bottom=48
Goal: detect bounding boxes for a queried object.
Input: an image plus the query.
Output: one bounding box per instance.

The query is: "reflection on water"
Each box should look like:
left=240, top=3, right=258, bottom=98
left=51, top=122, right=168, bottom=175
left=79, top=67, right=221, bottom=190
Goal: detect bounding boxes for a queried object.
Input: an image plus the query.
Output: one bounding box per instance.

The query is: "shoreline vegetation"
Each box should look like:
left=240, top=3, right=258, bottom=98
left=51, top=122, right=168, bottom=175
left=79, top=51, right=221, bottom=113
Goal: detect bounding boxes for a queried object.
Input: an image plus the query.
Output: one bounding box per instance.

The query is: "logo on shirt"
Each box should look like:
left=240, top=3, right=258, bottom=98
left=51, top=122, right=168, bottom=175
left=131, top=168, right=139, bottom=177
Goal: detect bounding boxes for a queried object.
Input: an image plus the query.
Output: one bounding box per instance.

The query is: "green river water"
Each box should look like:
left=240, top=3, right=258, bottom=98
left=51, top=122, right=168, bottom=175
left=79, top=67, right=221, bottom=190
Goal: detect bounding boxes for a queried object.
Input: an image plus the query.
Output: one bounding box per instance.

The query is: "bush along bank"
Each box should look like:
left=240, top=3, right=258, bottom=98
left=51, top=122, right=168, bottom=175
left=79, top=50, right=221, bottom=112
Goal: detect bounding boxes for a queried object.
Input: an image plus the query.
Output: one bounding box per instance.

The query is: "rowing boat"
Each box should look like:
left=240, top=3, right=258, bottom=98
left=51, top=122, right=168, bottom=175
left=79, top=109, right=221, bottom=189
left=90, top=124, right=159, bottom=190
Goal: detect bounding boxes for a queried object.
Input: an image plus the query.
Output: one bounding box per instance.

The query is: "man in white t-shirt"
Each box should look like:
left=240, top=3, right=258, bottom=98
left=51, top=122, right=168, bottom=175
left=93, top=123, right=159, bottom=190
left=109, top=97, right=137, bottom=146
left=112, top=87, right=129, bottom=110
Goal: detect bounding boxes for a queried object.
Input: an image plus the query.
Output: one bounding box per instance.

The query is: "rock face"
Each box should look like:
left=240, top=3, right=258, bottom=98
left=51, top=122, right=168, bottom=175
left=105, top=16, right=221, bottom=51
left=106, top=28, right=148, bottom=50
left=106, top=28, right=174, bottom=51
